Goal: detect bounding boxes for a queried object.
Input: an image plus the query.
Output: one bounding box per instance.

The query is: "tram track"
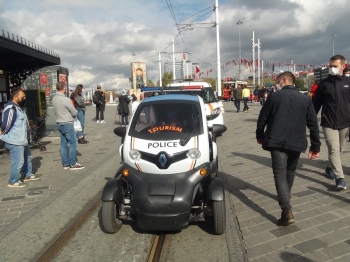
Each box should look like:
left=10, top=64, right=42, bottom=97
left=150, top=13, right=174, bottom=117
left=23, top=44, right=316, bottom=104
left=34, top=189, right=170, bottom=262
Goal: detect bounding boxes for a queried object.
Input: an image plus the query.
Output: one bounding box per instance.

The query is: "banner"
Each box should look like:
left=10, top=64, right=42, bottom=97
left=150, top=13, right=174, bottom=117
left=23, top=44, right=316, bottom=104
left=40, top=74, right=48, bottom=85
left=59, top=74, right=66, bottom=83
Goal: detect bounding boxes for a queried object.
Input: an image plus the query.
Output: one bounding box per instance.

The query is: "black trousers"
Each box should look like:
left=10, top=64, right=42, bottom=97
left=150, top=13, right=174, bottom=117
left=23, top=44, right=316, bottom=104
left=270, top=148, right=301, bottom=211
left=96, top=105, right=104, bottom=121
left=243, top=98, right=249, bottom=111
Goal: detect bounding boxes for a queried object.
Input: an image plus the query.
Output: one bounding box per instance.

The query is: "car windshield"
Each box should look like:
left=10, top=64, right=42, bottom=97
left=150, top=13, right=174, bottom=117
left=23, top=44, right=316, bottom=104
left=128, top=100, right=203, bottom=140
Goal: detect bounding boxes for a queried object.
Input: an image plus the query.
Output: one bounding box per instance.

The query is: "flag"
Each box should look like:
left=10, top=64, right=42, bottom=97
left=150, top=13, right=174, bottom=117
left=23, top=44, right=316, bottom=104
left=195, top=65, right=200, bottom=74
left=59, top=74, right=66, bottom=83
left=40, top=74, right=48, bottom=85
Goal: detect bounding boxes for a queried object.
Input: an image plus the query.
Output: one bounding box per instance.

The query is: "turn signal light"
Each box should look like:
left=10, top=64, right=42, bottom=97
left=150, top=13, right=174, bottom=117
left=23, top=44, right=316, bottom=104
left=122, top=169, right=129, bottom=177
left=199, top=168, right=207, bottom=176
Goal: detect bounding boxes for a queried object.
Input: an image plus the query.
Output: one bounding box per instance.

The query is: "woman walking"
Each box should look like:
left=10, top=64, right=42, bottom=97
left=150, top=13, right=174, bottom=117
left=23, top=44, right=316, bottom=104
left=70, top=84, right=88, bottom=144
left=118, top=89, right=131, bottom=125
left=242, top=85, right=250, bottom=112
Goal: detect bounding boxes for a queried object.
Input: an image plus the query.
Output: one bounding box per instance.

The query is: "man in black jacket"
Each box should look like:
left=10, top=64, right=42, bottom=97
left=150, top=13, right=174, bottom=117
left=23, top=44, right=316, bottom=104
left=256, top=71, right=320, bottom=226
left=233, top=85, right=242, bottom=112
left=313, top=55, right=350, bottom=190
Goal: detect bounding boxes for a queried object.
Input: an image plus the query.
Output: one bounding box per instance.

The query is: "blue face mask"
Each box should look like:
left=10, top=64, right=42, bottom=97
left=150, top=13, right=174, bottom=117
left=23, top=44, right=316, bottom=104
left=166, top=111, right=176, bottom=119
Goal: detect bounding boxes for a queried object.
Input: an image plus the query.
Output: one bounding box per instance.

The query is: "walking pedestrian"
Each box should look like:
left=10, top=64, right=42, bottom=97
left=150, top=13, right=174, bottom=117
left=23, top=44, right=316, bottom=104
left=0, top=88, right=40, bottom=188
left=118, top=89, right=131, bottom=125
left=256, top=71, right=320, bottom=226
left=242, top=85, right=250, bottom=112
left=313, top=55, right=350, bottom=190
left=233, top=85, right=242, bottom=112
left=70, top=84, right=88, bottom=144
left=52, top=82, right=84, bottom=170
left=94, top=85, right=106, bottom=123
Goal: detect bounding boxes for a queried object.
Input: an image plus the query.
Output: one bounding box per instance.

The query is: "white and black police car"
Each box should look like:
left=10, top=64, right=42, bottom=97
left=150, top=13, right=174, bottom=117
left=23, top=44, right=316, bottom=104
left=100, top=93, right=227, bottom=235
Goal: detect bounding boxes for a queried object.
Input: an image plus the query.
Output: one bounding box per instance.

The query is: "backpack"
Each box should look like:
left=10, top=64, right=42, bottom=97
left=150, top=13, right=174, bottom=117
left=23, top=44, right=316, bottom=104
left=93, top=94, right=100, bottom=105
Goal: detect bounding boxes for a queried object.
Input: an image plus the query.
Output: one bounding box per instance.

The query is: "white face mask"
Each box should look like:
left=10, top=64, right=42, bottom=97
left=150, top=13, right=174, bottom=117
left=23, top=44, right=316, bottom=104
left=329, top=67, right=340, bottom=75
left=345, top=74, right=350, bottom=77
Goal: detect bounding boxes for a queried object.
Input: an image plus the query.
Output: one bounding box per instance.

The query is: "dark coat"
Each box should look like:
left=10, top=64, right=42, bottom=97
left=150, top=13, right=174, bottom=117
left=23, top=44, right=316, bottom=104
left=256, top=85, right=321, bottom=153
left=233, top=88, right=242, bottom=100
left=118, top=95, right=130, bottom=115
left=312, top=75, right=350, bottom=130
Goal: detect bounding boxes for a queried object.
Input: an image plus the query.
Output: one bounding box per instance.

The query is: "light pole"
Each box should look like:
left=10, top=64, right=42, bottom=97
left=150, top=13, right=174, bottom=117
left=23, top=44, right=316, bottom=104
left=332, top=34, right=337, bottom=56
left=215, top=0, right=222, bottom=97
left=236, top=20, right=243, bottom=80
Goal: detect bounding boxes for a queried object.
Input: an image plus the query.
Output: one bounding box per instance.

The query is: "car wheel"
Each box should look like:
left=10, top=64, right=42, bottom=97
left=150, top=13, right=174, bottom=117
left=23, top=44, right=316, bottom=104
left=212, top=200, right=226, bottom=235
left=101, top=201, right=123, bottom=234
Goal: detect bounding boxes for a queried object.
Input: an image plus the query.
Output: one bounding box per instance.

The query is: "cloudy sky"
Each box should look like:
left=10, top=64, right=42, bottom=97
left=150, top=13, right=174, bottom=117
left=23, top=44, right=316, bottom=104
left=1, top=0, right=349, bottom=90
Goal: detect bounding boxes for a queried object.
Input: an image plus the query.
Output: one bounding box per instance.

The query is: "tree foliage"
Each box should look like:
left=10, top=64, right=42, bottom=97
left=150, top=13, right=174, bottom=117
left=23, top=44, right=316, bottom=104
left=146, top=79, right=155, bottom=86
left=295, top=78, right=305, bottom=91
left=203, top=78, right=217, bottom=90
left=161, top=72, right=173, bottom=87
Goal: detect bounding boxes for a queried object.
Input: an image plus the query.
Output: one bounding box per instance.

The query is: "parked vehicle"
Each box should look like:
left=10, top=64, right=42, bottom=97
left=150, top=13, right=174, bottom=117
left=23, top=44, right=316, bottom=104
left=100, top=94, right=227, bottom=235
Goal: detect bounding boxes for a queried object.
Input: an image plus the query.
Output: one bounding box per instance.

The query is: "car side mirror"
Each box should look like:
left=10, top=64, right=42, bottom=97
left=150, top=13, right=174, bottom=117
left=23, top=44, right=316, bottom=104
left=212, top=124, right=227, bottom=142
left=114, top=127, right=126, bottom=137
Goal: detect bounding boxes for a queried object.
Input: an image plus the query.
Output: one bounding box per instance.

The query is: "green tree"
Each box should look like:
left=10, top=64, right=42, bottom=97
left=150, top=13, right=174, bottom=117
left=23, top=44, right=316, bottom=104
left=161, top=72, right=173, bottom=87
left=146, top=79, right=155, bottom=86
left=295, top=78, right=305, bottom=91
left=203, top=77, right=217, bottom=90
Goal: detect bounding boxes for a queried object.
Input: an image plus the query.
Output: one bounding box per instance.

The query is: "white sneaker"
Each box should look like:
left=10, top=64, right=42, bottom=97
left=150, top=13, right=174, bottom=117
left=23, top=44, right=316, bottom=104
left=100, top=120, right=106, bottom=123
left=96, top=120, right=100, bottom=123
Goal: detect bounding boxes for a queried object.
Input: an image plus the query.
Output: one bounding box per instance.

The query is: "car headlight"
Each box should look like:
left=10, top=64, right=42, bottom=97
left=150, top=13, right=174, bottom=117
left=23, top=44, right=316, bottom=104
left=129, top=149, right=141, bottom=161
left=186, top=149, right=201, bottom=160
left=211, top=107, right=221, bottom=115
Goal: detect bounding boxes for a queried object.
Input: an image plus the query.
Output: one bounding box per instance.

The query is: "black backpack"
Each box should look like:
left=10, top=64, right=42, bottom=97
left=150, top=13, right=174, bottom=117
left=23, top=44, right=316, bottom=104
left=93, top=93, right=100, bottom=105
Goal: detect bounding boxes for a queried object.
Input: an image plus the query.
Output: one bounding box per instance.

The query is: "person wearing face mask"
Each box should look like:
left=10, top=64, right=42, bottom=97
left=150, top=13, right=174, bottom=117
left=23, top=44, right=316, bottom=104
left=313, top=55, right=350, bottom=190
left=0, top=88, right=40, bottom=188
left=256, top=71, right=320, bottom=226
left=344, top=68, right=350, bottom=77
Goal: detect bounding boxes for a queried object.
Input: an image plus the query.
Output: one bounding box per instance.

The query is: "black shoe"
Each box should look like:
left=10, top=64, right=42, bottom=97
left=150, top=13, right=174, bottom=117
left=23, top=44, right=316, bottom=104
left=82, top=137, right=89, bottom=143
left=78, top=138, right=87, bottom=144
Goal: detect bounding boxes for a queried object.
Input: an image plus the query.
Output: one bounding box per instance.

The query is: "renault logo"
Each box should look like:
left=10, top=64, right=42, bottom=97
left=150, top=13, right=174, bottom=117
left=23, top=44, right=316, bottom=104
left=159, top=154, right=168, bottom=167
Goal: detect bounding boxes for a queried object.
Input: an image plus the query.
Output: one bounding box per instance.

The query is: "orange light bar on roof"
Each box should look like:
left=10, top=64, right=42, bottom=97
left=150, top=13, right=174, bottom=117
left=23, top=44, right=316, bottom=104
left=183, top=85, right=204, bottom=90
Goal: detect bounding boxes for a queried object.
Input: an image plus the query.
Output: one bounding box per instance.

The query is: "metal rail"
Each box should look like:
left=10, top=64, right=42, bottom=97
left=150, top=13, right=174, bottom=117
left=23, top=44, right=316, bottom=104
left=35, top=192, right=102, bottom=262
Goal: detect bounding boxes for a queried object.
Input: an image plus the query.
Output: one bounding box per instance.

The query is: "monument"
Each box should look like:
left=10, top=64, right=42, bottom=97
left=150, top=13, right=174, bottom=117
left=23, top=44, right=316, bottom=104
left=130, top=62, right=146, bottom=99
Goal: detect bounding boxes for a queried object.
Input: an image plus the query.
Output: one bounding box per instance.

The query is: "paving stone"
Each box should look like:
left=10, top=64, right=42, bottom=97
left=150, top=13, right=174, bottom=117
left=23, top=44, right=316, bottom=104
left=246, top=221, right=278, bottom=234
left=292, top=227, right=326, bottom=241
left=1, top=212, right=20, bottom=219
left=244, top=231, right=277, bottom=247
left=247, top=242, right=275, bottom=260
left=291, top=251, right=331, bottom=262
left=316, top=221, right=347, bottom=233
left=293, top=190, right=316, bottom=198
left=250, top=256, right=271, bottom=262
left=1, top=195, right=26, bottom=201
left=318, top=230, right=350, bottom=245
left=320, top=242, right=350, bottom=259
left=264, top=246, right=303, bottom=261
left=314, top=212, right=339, bottom=223
left=293, top=238, right=327, bottom=254
left=269, top=224, right=302, bottom=238
left=265, top=235, right=301, bottom=250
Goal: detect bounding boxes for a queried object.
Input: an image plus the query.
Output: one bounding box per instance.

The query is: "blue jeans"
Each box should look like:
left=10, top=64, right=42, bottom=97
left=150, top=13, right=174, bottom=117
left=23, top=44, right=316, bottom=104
left=56, top=123, right=77, bottom=166
left=76, top=110, right=85, bottom=138
left=5, top=143, right=32, bottom=183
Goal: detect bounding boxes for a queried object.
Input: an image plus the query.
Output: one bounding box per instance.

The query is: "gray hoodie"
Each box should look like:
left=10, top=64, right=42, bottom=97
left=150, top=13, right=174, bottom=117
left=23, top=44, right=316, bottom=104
left=52, top=92, right=78, bottom=123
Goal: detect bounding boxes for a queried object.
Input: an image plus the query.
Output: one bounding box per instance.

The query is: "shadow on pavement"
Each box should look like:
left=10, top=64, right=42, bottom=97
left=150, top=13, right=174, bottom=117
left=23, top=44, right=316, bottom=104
left=32, top=156, right=43, bottom=174
left=279, top=252, right=314, bottom=262
left=222, top=171, right=277, bottom=224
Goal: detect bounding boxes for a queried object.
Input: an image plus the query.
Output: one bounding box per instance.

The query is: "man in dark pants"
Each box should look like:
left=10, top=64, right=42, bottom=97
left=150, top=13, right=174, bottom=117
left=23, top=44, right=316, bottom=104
left=233, top=85, right=242, bottom=112
left=94, top=85, right=106, bottom=123
left=256, top=71, right=321, bottom=226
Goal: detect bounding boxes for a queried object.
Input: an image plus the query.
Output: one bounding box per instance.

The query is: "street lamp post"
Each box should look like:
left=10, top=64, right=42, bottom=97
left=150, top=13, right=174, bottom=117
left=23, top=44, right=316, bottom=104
left=236, top=20, right=243, bottom=80
left=332, top=34, right=337, bottom=56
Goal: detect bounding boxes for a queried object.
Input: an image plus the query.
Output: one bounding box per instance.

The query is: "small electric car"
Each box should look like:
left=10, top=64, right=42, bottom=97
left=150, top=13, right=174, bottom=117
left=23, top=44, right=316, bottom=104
left=101, top=94, right=227, bottom=235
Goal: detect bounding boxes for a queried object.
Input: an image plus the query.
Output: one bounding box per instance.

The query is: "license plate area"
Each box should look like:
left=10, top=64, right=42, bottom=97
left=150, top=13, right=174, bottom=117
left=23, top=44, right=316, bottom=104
left=148, top=180, right=175, bottom=196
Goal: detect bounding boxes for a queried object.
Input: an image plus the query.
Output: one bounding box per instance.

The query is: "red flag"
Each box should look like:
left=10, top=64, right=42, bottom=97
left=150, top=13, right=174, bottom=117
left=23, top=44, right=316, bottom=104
left=195, top=66, right=200, bottom=74
left=59, top=74, right=66, bottom=83
left=40, top=74, right=48, bottom=85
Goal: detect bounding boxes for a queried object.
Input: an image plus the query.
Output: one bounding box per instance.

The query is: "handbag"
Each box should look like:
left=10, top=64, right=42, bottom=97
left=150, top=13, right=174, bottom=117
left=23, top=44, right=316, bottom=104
left=74, top=119, right=82, bottom=132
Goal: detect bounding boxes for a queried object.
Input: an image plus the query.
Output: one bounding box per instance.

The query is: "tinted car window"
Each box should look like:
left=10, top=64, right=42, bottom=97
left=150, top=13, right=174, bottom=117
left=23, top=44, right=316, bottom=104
left=128, top=101, right=203, bottom=140
left=168, top=88, right=215, bottom=103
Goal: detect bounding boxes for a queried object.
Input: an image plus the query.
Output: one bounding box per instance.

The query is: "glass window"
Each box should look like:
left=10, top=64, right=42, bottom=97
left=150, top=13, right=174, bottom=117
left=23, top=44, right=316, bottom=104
left=128, top=100, right=203, bottom=141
